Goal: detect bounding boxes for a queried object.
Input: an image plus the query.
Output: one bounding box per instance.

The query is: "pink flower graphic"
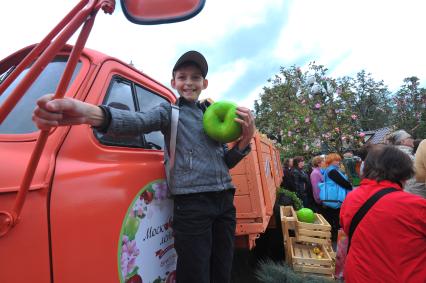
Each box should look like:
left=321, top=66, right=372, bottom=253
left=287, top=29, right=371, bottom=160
left=359, top=132, right=365, bottom=137
left=288, top=131, right=292, bottom=137
left=305, top=117, right=310, bottom=123
left=121, top=236, right=140, bottom=279
left=132, top=199, right=145, bottom=218
left=152, top=181, right=168, bottom=200
left=315, top=103, right=321, bottom=109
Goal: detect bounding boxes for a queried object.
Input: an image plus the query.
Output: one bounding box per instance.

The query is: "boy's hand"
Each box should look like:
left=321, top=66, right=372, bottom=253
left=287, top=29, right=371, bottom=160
left=235, top=106, right=255, bottom=151
left=32, top=94, right=105, bottom=130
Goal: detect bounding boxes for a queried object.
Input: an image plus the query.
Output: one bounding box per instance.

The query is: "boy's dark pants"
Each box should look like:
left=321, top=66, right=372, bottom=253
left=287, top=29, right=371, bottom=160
left=173, top=189, right=236, bottom=283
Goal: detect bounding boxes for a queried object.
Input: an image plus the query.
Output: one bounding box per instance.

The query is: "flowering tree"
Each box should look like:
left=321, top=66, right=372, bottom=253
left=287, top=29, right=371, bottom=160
left=346, top=70, right=393, bottom=131
left=392, top=77, right=426, bottom=138
left=254, top=63, right=365, bottom=157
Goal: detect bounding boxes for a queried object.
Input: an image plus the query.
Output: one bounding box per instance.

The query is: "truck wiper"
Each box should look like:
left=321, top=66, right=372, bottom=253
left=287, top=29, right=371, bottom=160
left=0, top=66, right=15, bottom=86
left=147, top=141, right=162, bottom=150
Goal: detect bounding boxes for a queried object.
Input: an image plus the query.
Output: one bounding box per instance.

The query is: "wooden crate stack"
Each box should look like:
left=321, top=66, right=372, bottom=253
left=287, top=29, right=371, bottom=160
left=280, top=206, right=335, bottom=278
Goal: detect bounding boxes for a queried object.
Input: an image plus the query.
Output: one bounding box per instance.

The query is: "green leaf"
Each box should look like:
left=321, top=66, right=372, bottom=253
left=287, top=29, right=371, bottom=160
left=126, top=266, right=139, bottom=280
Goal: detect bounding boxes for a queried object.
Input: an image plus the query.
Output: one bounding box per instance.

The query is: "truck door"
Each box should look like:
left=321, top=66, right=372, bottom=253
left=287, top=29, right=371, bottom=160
left=0, top=51, right=88, bottom=283
left=49, top=59, right=177, bottom=283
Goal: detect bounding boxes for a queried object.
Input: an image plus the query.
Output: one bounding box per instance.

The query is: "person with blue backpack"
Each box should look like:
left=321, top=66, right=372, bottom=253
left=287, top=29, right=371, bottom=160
left=319, top=153, right=353, bottom=241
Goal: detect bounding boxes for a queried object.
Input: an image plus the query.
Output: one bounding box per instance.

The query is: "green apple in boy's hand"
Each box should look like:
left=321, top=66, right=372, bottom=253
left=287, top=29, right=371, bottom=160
left=297, top=208, right=315, bottom=223
left=124, top=215, right=140, bottom=240
left=203, top=101, right=242, bottom=143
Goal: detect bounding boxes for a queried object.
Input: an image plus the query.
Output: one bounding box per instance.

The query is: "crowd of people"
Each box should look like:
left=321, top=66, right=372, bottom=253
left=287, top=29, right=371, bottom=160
left=281, top=152, right=357, bottom=241
left=280, top=129, right=426, bottom=282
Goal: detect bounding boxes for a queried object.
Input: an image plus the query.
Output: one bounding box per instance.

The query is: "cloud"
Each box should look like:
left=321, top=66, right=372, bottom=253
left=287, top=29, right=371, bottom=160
left=201, top=58, right=250, bottom=101
left=1, top=0, right=425, bottom=109
left=0, top=1, right=76, bottom=57
left=178, top=0, right=284, bottom=46
left=86, top=0, right=285, bottom=93
left=273, top=0, right=426, bottom=91
left=239, top=84, right=265, bottom=109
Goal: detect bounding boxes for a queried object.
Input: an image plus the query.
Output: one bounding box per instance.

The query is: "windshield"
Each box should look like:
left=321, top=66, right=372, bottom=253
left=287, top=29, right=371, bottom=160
left=0, top=57, right=81, bottom=134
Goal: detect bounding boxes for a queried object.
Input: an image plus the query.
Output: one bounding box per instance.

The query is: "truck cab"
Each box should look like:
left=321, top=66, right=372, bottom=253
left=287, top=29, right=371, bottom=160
left=0, top=45, right=178, bottom=283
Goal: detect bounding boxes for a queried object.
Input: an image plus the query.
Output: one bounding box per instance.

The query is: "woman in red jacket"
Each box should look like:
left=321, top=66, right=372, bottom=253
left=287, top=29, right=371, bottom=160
left=340, top=144, right=426, bottom=283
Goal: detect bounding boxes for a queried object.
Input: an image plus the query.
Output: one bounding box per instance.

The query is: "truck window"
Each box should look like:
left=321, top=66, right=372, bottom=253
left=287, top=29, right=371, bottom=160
left=95, top=77, right=166, bottom=150
left=95, top=78, right=144, bottom=148
left=0, top=57, right=81, bottom=134
left=135, top=85, right=166, bottom=150
left=103, top=79, right=136, bottom=111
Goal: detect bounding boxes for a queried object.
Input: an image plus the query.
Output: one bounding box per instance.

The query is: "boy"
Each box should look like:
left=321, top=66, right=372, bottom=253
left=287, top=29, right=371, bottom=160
left=33, top=51, right=255, bottom=283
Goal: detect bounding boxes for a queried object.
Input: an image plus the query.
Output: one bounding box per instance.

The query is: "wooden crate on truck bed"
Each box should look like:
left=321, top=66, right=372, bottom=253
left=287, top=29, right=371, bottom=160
left=230, top=132, right=283, bottom=249
left=280, top=206, right=335, bottom=272
left=280, top=205, right=296, bottom=261
left=281, top=205, right=331, bottom=245
left=296, top=213, right=331, bottom=245
left=289, top=237, right=335, bottom=277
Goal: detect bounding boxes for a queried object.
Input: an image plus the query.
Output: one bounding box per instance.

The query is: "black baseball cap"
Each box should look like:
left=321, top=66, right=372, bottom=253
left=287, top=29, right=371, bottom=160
left=173, top=51, right=208, bottom=78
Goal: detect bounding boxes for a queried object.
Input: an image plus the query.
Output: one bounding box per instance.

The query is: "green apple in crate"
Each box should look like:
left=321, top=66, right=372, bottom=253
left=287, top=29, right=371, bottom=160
left=296, top=208, right=315, bottom=223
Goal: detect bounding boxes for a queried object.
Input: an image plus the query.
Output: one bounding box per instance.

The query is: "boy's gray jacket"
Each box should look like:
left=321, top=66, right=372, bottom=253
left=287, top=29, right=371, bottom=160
left=105, top=99, right=250, bottom=195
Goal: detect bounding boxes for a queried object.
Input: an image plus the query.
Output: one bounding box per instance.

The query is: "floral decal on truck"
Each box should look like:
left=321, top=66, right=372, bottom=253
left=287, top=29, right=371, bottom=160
left=118, top=180, right=176, bottom=283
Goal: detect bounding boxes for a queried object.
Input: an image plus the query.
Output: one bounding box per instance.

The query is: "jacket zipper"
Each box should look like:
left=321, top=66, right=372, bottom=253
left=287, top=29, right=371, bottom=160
left=189, top=149, right=193, bottom=170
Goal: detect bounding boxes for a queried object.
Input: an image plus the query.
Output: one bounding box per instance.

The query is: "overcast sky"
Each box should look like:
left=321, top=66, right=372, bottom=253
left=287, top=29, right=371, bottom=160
left=2, top=0, right=425, bottom=109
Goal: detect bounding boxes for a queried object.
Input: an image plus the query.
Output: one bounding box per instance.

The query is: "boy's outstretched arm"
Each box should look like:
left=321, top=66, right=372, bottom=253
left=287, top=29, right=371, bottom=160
left=32, top=94, right=105, bottom=130
left=235, top=106, right=255, bottom=150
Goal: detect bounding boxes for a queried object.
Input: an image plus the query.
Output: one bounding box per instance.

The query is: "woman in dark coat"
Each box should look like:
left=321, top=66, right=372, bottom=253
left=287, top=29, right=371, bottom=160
left=281, top=158, right=295, bottom=191
left=291, top=156, right=311, bottom=208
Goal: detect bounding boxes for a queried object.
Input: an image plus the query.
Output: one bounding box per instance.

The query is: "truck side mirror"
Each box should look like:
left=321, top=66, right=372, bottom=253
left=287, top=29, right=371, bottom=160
left=121, top=0, right=206, bottom=25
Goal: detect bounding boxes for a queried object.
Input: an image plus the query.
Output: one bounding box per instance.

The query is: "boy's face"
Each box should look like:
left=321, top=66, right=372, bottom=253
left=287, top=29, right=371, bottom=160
left=171, top=64, right=208, bottom=102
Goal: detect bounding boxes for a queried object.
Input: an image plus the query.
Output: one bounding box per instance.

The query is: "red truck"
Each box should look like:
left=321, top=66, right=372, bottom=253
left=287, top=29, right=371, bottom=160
left=0, top=1, right=282, bottom=282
